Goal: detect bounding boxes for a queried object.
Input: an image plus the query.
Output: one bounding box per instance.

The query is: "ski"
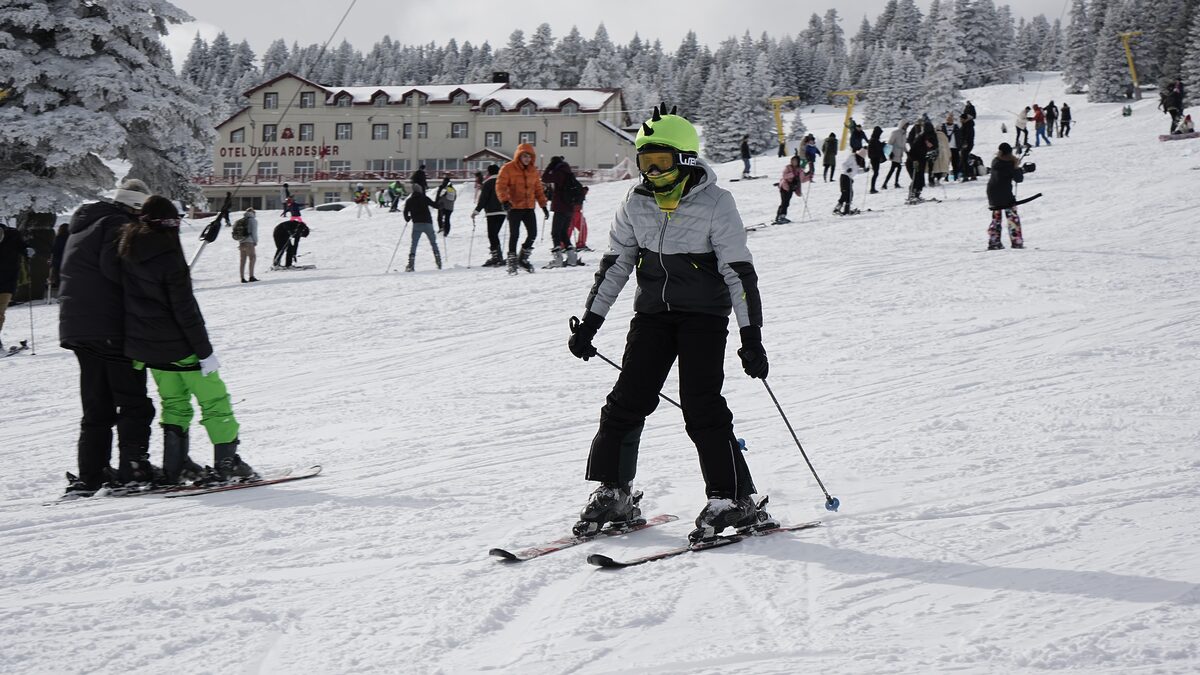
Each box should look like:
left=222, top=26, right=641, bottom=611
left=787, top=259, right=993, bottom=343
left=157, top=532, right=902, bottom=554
left=490, top=513, right=679, bottom=562
left=163, top=464, right=322, bottom=497
left=586, top=520, right=822, bottom=569
left=2, top=340, right=30, bottom=358
left=729, top=176, right=765, bottom=182
left=905, top=197, right=942, bottom=205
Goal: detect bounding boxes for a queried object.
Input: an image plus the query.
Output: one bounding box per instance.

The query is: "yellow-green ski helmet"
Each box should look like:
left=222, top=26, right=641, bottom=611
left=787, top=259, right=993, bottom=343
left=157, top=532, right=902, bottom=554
left=635, top=103, right=700, bottom=154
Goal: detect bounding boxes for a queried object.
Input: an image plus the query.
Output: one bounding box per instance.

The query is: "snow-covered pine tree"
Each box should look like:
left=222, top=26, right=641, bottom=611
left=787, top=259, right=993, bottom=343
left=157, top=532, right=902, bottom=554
left=992, top=2, right=1019, bottom=83
left=466, top=43, right=495, bottom=82
left=866, top=47, right=899, bottom=126
left=1088, top=0, right=1139, bottom=101
left=261, top=39, right=290, bottom=80
left=1182, top=7, right=1200, bottom=103
left=181, top=34, right=209, bottom=86
left=893, top=47, right=926, bottom=122
left=524, top=23, right=560, bottom=88
left=921, top=13, right=967, bottom=118
left=494, top=30, right=528, bottom=86
left=696, top=62, right=725, bottom=139
left=848, top=17, right=875, bottom=88
left=0, top=0, right=211, bottom=226
left=1150, top=0, right=1191, bottom=84
left=1037, top=19, right=1064, bottom=70
left=1063, top=0, right=1093, bottom=93
left=555, top=26, right=587, bottom=88
left=887, top=0, right=925, bottom=51
left=957, top=0, right=998, bottom=87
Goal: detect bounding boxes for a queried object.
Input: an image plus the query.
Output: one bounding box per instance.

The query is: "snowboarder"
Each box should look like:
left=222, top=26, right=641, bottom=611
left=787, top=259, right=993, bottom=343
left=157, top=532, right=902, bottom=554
left=883, top=122, right=907, bottom=190
left=495, top=143, right=549, bottom=274
left=835, top=148, right=869, bottom=215
left=821, top=133, right=838, bottom=182
left=471, top=164, right=506, bottom=268
left=775, top=155, right=805, bottom=224
left=541, top=155, right=584, bottom=267
left=566, top=104, right=778, bottom=543
left=739, top=135, right=751, bottom=177
left=116, top=196, right=256, bottom=485
left=402, top=184, right=442, bottom=272
left=58, top=179, right=156, bottom=495
left=434, top=175, right=456, bottom=236
left=353, top=183, right=372, bottom=219
left=272, top=219, right=309, bottom=268
left=986, top=143, right=1028, bottom=250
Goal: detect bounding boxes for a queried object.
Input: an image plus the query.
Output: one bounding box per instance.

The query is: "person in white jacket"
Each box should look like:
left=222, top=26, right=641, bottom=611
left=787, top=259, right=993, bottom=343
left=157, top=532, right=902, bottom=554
left=835, top=148, right=870, bottom=215
left=1014, top=107, right=1031, bottom=149
left=882, top=123, right=908, bottom=190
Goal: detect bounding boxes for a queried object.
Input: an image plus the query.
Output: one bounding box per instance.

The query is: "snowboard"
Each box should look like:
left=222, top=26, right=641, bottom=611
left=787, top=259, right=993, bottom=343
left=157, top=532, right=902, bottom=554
left=1159, top=131, right=1200, bottom=141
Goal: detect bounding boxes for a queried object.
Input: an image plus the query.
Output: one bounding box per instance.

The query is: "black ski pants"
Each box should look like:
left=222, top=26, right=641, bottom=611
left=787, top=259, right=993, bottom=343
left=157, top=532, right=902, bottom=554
left=959, top=144, right=975, bottom=180
left=909, top=155, right=928, bottom=198
left=485, top=214, right=506, bottom=251
left=838, top=174, right=854, bottom=213
left=823, top=162, right=835, bottom=182
left=585, top=311, right=757, bottom=499
left=273, top=231, right=298, bottom=267
left=506, top=208, right=537, bottom=254
left=777, top=188, right=793, bottom=218
left=551, top=209, right=573, bottom=249
left=437, top=208, right=452, bottom=235
left=883, top=161, right=903, bottom=187
left=74, top=349, right=154, bottom=485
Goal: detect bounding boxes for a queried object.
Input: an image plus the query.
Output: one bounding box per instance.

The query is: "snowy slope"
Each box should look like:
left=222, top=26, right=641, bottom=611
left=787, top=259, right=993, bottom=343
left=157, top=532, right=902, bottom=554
left=3, top=73, right=1199, bottom=674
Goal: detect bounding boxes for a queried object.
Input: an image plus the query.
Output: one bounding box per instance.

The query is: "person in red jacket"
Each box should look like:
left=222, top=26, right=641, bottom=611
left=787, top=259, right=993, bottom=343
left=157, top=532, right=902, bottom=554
left=495, top=143, right=549, bottom=274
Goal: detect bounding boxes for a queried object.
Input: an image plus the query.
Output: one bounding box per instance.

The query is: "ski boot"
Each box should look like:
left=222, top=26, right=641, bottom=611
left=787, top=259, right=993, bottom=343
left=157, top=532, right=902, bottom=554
left=565, top=246, right=581, bottom=266
left=404, top=255, right=415, bottom=273
left=161, top=424, right=206, bottom=485
left=517, top=245, right=535, bottom=273
left=481, top=248, right=504, bottom=267
left=62, top=472, right=103, bottom=499
left=505, top=252, right=519, bottom=275
left=572, top=483, right=644, bottom=537
left=688, top=495, right=778, bottom=543
left=543, top=247, right=565, bottom=269
left=214, top=440, right=259, bottom=483
left=434, top=253, right=443, bottom=270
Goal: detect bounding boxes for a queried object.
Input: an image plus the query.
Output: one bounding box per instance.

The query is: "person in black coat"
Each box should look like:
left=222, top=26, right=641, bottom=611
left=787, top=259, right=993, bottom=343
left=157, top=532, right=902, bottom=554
left=402, top=185, right=442, bottom=271
left=58, top=179, right=156, bottom=492
left=963, top=100, right=977, bottom=120
left=272, top=219, right=310, bottom=268
left=472, top=164, right=506, bottom=267
left=411, top=164, right=429, bottom=194
left=849, top=119, right=867, bottom=154
left=1059, top=103, right=1072, bottom=137
left=739, top=135, right=751, bottom=177
left=906, top=118, right=937, bottom=202
left=867, top=126, right=886, bottom=193
left=958, top=113, right=977, bottom=181
left=49, top=223, right=69, bottom=293
left=0, top=221, right=31, bottom=348
left=985, top=143, right=1026, bottom=250
left=118, top=196, right=255, bottom=483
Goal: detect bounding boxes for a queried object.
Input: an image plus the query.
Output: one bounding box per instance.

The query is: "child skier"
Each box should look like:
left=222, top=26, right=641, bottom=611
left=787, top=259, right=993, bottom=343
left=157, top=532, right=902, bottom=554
left=402, top=185, right=442, bottom=272
left=835, top=148, right=869, bottom=215
left=117, top=196, right=256, bottom=485
left=986, top=142, right=1028, bottom=250
left=775, top=154, right=804, bottom=224
left=566, top=104, right=778, bottom=543
left=353, top=183, right=372, bottom=219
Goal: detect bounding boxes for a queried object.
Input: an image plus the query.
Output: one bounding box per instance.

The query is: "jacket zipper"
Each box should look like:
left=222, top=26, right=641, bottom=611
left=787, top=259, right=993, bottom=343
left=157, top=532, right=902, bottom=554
left=658, top=212, right=670, bottom=311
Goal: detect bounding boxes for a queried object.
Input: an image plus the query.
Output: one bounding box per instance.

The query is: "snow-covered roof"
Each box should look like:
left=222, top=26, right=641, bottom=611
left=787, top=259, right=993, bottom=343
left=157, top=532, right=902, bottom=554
left=326, top=83, right=506, bottom=105
left=597, top=119, right=636, bottom=144
left=477, top=89, right=618, bottom=112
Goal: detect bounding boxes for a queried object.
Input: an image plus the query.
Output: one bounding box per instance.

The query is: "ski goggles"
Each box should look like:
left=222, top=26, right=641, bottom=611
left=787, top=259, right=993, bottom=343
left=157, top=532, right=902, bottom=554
left=637, top=150, right=697, bottom=175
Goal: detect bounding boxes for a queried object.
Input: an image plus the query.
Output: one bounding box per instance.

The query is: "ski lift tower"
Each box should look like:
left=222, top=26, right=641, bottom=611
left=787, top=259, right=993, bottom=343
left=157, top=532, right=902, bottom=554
left=831, top=90, right=863, bottom=151
left=1118, top=31, right=1143, bottom=100
left=769, top=96, right=802, bottom=156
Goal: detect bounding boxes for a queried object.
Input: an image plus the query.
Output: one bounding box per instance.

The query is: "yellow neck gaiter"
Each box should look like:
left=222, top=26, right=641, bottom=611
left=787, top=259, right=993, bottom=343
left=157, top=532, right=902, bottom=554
left=648, top=171, right=690, bottom=214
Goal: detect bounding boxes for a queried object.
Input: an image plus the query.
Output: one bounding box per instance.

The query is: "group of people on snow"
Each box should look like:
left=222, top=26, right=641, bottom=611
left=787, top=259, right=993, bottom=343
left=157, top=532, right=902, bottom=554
left=1160, top=79, right=1194, bottom=135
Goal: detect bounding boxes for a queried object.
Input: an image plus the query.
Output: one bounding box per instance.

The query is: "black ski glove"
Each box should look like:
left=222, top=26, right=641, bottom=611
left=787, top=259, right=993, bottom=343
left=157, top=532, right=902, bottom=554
left=541, top=205, right=550, bottom=219
left=737, top=326, right=769, bottom=379
left=569, top=313, right=604, bottom=361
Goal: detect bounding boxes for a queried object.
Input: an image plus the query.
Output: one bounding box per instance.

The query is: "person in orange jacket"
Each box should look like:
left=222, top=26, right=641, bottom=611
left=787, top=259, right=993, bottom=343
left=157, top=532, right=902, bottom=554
left=495, top=142, right=549, bottom=274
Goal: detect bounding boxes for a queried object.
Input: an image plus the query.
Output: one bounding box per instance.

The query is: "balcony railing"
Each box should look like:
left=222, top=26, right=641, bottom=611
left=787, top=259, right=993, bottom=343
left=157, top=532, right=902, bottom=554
left=194, top=167, right=606, bottom=187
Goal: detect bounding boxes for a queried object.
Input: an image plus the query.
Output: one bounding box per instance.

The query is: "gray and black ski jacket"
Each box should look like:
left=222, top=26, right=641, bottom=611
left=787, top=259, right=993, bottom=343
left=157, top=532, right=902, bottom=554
left=584, top=160, right=762, bottom=329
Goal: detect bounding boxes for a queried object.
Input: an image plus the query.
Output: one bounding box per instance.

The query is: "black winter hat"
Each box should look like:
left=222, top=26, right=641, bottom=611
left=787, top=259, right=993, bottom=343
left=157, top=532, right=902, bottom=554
left=487, top=163, right=499, bottom=175
left=998, top=142, right=1013, bottom=155
left=140, top=195, right=180, bottom=222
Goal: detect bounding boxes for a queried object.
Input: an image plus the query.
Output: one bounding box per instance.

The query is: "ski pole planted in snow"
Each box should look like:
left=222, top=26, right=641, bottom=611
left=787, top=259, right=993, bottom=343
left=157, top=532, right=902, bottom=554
left=22, top=258, right=35, bottom=355
left=467, top=214, right=477, bottom=268
left=760, top=379, right=839, bottom=511
left=385, top=221, right=409, bottom=273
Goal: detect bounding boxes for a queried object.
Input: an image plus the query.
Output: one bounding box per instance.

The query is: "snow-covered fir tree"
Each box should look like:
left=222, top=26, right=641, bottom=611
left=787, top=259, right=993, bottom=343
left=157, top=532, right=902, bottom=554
left=555, top=26, right=587, bottom=87
left=1063, top=0, right=1093, bottom=93
left=893, top=47, right=926, bottom=122
left=524, top=24, right=560, bottom=88
left=0, top=0, right=210, bottom=224
left=1182, top=8, right=1200, bottom=103
left=1088, top=0, right=1139, bottom=101
left=866, top=47, right=900, bottom=126
left=922, top=13, right=967, bottom=118
left=261, top=39, right=290, bottom=81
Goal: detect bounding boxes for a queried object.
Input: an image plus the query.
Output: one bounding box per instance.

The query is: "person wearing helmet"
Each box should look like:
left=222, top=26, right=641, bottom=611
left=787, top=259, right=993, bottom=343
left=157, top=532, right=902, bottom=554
left=567, top=104, right=778, bottom=544
left=352, top=182, right=372, bottom=219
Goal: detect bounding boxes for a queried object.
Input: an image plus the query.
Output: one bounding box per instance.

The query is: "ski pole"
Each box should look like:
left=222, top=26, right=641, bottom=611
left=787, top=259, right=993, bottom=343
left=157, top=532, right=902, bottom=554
left=385, top=221, right=409, bottom=273
left=441, top=231, right=449, bottom=268
left=22, top=257, right=35, bottom=355
left=759, top=378, right=839, bottom=511
left=467, top=215, right=477, bottom=268
left=569, top=317, right=682, bottom=410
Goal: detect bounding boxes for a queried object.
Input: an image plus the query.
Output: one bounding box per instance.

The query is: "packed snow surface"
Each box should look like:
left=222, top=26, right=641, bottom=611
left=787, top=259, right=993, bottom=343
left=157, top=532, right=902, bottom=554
left=2, top=74, right=1199, bottom=674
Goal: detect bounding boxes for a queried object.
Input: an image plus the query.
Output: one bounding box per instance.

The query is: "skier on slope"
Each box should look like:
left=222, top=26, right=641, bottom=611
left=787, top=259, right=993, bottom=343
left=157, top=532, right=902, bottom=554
left=566, top=104, right=778, bottom=543
left=882, top=122, right=908, bottom=190
left=835, top=148, right=869, bottom=216
left=821, top=133, right=838, bottom=182
left=472, top=164, right=506, bottom=267
left=272, top=219, right=309, bottom=268
left=985, top=142, right=1029, bottom=250
left=775, top=154, right=804, bottom=224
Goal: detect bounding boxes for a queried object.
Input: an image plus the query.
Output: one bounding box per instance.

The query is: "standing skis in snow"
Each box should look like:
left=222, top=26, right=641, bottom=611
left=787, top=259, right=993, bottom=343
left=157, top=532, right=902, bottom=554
left=835, top=149, right=869, bottom=215
left=567, top=104, right=778, bottom=544
left=986, top=143, right=1031, bottom=250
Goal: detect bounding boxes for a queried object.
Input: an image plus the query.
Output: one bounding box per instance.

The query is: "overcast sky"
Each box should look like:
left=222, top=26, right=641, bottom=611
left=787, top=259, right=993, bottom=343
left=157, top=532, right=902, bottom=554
left=164, top=0, right=1063, bottom=68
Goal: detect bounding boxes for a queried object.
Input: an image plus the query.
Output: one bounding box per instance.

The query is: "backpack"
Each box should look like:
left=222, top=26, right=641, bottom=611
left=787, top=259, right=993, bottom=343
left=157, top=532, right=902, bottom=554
left=439, top=185, right=457, bottom=208
left=231, top=217, right=249, bottom=242
left=566, top=174, right=587, bottom=204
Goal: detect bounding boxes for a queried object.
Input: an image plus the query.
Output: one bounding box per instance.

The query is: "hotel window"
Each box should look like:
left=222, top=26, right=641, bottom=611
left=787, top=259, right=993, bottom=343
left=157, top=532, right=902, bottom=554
left=299, top=92, right=316, bottom=108
left=407, top=93, right=426, bottom=106
left=229, top=128, right=245, bottom=143
left=450, top=122, right=469, bottom=139
left=562, top=102, right=579, bottom=116
left=453, top=93, right=468, bottom=105
left=263, top=92, right=279, bottom=109
left=373, top=94, right=389, bottom=107
left=258, top=161, right=278, bottom=178
left=329, top=160, right=351, bottom=174
left=560, top=131, right=579, bottom=147
left=298, top=123, right=314, bottom=141
left=372, top=124, right=389, bottom=140
left=222, top=162, right=242, bottom=178
left=485, top=132, right=502, bottom=148
left=519, top=131, right=537, bottom=145
left=262, top=124, right=277, bottom=142
left=402, top=123, right=428, bottom=139
left=336, top=123, right=352, bottom=140
left=294, top=161, right=315, bottom=178
left=520, top=103, right=536, bottom=116
left=485, top=103, right=501, bottom=116
left=335, top=94, right=352, bottom=107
